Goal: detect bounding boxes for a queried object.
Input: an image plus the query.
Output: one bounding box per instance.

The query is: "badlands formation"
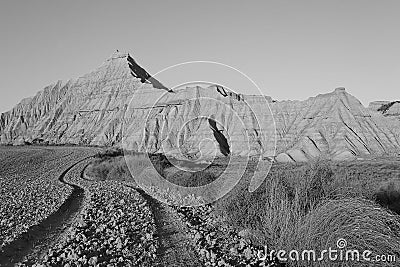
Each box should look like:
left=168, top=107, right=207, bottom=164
left=1, top=51, right=399, bottom=162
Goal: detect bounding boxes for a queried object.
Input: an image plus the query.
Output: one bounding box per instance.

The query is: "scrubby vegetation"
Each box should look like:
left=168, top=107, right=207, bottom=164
left=288, top=198, right=400, bottom=266
left=375, top=179, right=400, bottom=214
left=166, top=170, right=218, bottom=187
left=84, top=156, right=132, bottom=182
left=214, top=159, right=400, bottom=266
left=85, top=150, right=171, bottom=183
left=94, top=147, right=124, bottom=158
left=85, top=153, right=400, bottom=266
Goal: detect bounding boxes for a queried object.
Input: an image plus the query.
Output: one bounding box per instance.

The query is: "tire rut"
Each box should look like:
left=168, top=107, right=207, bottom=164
left=0, top=157, right=92, bottom=266
left=129, top=186, right=203, bottom=267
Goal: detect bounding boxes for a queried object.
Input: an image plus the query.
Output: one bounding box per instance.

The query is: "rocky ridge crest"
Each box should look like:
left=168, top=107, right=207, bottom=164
left=1, top=51, right=400, bottom=162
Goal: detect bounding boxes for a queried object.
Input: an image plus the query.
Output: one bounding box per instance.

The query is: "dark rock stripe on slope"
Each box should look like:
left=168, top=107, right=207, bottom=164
left=1, top=51, right=400, bottom=162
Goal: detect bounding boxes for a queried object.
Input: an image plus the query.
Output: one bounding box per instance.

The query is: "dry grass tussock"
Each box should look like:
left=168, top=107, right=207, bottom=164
left=86, top=152, right=400, bottom=266
left=286, top=197, right=400, bottom=266
left=215, top=159, right=400, bottom=266
left=85, top=150, right=171, bottom=184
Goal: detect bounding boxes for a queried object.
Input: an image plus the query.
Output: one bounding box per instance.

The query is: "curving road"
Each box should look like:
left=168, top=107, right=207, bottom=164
left=0, top=146, right=202, bottom=266
left=0, top=146, right=98, bottom=266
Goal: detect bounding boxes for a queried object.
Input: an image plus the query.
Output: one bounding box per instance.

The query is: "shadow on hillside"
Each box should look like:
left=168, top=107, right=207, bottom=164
left=127, top=55, right=171, bottom=91
left=208, top=118, right=230, bottom=156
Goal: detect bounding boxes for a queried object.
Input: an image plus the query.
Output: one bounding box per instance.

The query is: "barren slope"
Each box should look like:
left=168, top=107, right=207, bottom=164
left=1, top=52, right=400, bottom=162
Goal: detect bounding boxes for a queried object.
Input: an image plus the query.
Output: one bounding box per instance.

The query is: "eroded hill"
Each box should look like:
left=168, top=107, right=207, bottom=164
left=1, top=51, right=399, bottom=162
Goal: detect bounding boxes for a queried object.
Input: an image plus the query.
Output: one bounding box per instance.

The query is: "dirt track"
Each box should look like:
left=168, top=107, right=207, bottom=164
left=0, top=147, right=97, bottom=265
left=126, top=186, right=202, bottom=267
left=0, top=147, right=202, bottom=266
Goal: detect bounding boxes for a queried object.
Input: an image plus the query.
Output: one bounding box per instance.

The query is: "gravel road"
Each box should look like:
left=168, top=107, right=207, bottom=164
left=0, top=146, right=97, bottom=265
left=129, top=187, right=202, bottom=267
left=0, top=146, right=203, bottom=266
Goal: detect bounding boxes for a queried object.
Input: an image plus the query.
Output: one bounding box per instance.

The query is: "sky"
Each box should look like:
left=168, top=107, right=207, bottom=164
left=0, top=0, right=399, bottom=112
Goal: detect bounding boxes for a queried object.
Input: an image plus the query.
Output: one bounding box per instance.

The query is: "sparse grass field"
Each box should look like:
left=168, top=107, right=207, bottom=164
left=85, top=148, right=169, bottom=184
left=88, top=152, right=400, bottom=266
left=214, top=158, right=400, bottom=266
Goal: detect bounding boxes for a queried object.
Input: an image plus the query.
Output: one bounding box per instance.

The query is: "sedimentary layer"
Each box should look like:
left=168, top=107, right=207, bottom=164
left=1, top=51, right=399, bottom=162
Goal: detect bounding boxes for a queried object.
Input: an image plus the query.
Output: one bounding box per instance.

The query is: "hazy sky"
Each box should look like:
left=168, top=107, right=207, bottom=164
left=1, top=0, right=399, bottom=112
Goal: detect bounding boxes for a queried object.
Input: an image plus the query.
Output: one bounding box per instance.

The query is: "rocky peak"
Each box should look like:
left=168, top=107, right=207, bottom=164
left=334, top=87, right=346, bottom=92
left=74, top=50, right=170, bottom=93
left=1, top=52, right=400, bottom=161
left=106, top=50, right=130, bottom=61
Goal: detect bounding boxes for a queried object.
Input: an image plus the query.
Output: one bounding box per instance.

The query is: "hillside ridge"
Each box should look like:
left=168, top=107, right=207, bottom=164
left=1, top=51, right=400, bottom=162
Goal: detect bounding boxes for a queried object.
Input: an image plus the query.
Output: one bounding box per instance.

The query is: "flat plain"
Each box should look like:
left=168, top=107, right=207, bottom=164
left=1, top=146, right=400, bottom=266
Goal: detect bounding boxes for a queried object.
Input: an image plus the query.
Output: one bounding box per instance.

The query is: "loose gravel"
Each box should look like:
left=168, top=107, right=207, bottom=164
left=32, top=181, right=157, bottom=267
left=1, top=147, right=284, bottom=266
left=0, top=147, right=95, bottom=250
left=176, top=205, right=282, bottom=267
left=1, top=147, right=158, bottom=266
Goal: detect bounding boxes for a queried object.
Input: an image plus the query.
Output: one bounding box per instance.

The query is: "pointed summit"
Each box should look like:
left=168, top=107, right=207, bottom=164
left=334, top=87, right=346, bottom=92
left=106, top=49, right=129, bottom=61
left=97, top=50, right=170, bottom=91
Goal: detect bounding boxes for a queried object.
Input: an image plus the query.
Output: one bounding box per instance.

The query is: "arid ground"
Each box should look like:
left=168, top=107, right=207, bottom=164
left=1, top=147, right=400, bottom=266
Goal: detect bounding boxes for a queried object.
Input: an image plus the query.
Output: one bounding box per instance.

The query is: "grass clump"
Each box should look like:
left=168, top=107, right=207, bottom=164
left=94, top=147, right=124, bottom=158
left=288, top=198, right=400, bottom=266
left=85, top=157, right=132, bottom=182
left=375, top=179, right=400, bottom=214
left=215, top=161, right=333, bottom=239
left=214, top=159, right=400, bottom=266
left=166, top=170, right=217, bottom=187
left=85, top=151, right=172, bottom=182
